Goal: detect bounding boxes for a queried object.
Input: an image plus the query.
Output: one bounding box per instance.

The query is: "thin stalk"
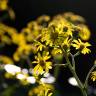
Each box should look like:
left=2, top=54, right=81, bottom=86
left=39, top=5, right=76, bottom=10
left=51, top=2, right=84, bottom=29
left=70, top=53, right=75, bottom=70
left=26, top=56, right=33, bottom=68
left=84, top=64, right=96, bottom=89
left=74, top=51, right=80, bottom=57
left=65, top=55, right=87, bottom=96
left=54, top=63, right=66, bottom=66
left=54, top=65, right=60, bottom=80
left=61, top=46, right=87, bottom=96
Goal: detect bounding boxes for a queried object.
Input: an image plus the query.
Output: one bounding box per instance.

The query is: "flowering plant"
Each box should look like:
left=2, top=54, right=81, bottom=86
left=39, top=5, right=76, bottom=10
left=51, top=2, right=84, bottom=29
left=0, top=0, right=96, bottom=96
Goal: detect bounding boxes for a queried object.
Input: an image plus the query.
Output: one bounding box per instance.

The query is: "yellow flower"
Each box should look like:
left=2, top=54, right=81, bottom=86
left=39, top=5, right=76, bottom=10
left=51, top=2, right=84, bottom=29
left=79, top=24, right=91, bottom=41
left=49, top=21, right=64, bottom=34
left=41, top=26, right=62, bottom=47
left=0, top=0, right=15, bottom=19
left=33, top=40, right=46, bottom=51
left=27, top=21, right=40, bottom=30
left=0, top=55, right=14, bottom=64
left=36, top=15, right=50, bottom=27
left=62, top=21, right=73, bottom=37
left=0, top=34, right=12, bottom=45
left=32, top=52, right=52, bottom=75
left=63, top=12, right=85, bottom=24
left=12, top=33, right=26, bottom=45
left=13, top=43, right=33, bottom=61
left=0, top=23, right=17, bottom=44
left=51, top=48, right=62, bottom=55
left=28, top=83, right=54, bottom=96
left=50, top=19, right=73, bottom=36
left=0, top=23, right=17, bottom=35
left=21, top=21, right=41, bottom=42
left=21, top=28, right=33, bottom=42
left=0, top=0, right=8, bottom=11
left=7, top=8, right=15, bottom=19
left=41, top=19, right=74, bottom=47
left=72, top=39, right=91, bottom=54
left=62, top=37, right=72, bottom=52
left=41, top=28, right=53, bottom=46
left=91, top=71, right=96, bottom=81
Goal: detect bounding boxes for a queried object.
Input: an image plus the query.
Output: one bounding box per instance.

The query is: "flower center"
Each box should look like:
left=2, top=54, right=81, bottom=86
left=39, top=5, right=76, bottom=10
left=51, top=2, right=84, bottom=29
left=63, top=26, right=68, bottom=32
left=80, top=44, right=84, bottom=50
left=40, top=60, right=45, bottom=67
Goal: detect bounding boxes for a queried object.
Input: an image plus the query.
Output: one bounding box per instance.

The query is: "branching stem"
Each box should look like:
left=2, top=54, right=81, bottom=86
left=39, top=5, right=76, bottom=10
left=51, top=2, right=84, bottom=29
left=61, top=46, right=87, bottom=96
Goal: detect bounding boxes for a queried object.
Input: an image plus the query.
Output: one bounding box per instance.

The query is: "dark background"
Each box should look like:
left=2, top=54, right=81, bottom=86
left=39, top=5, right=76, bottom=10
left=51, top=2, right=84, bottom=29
left=5, top=0, right=96, bottom=95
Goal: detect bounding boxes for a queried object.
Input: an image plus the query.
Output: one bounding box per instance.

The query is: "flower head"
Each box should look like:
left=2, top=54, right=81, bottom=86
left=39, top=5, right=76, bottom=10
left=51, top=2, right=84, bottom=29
left=0, top=55, right=14, bottom=64
left=32, top=52, right=52, bottom=75
left=0, top=0, right=8, bottom=11
left=91, top=71, right=96, bottom=81
left=28, top=83, right=54, bottom=96
left=72, top=39, right=91, bottom=54
left=79, top=24, right=91, bottom=41
left=13, top=43, right=33, bottom=61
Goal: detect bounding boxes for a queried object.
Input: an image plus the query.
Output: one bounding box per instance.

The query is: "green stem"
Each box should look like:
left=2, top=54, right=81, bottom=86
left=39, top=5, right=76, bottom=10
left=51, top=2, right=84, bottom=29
left=60, top=46, right=87, bottom=96
left=70, top=53, right=75, bottom=70
left=74, top=51, right=80, bottom=57
left=84, top=64, right=96, bottom=89
left=65, top=55, right=87, bottom=96
left=54, top=64, right=66, bottom=66
left=26, top=56, right=33, bottom=68
left=54, top=65, right=60, bottom=80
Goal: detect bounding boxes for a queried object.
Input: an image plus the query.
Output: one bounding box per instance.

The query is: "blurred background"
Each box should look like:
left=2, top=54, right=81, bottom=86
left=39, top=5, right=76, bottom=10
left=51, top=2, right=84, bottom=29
left=0, top=0, right=96, bottom=96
